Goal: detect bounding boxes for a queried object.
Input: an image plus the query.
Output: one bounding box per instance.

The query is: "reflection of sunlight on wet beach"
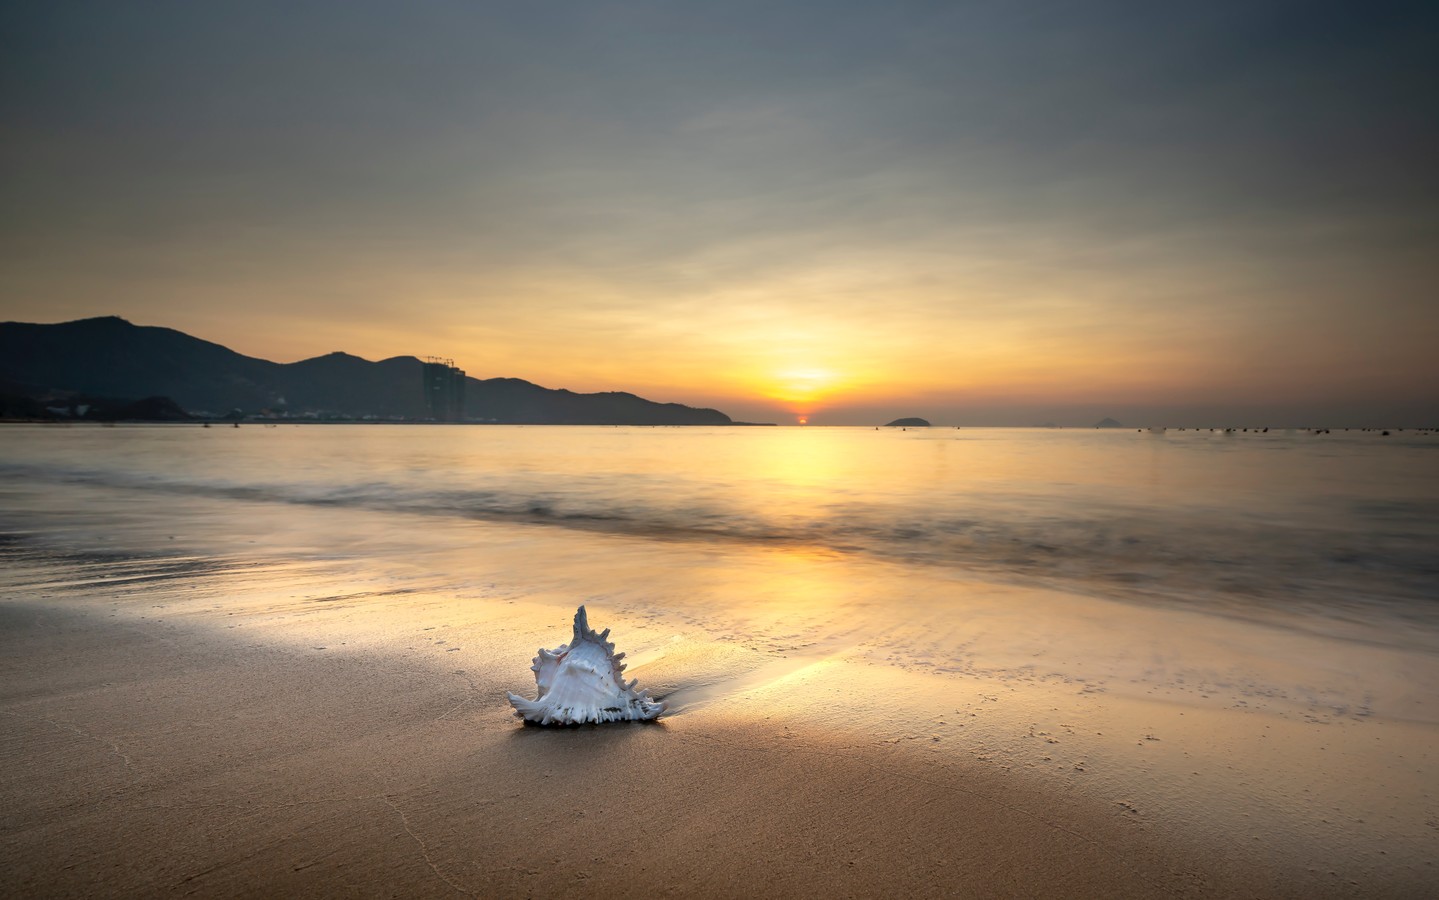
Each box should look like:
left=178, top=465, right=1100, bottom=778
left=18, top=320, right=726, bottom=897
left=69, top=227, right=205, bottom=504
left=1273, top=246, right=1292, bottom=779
left=15, top=497, right=1432, bottom=883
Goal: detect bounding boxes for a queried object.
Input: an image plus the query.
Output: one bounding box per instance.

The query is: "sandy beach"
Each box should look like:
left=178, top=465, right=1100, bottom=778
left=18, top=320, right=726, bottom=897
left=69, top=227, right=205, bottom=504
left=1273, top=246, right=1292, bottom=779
left=0, top=602, right=1198, bottom=899
left=3, top=495, right=1436, bottom=898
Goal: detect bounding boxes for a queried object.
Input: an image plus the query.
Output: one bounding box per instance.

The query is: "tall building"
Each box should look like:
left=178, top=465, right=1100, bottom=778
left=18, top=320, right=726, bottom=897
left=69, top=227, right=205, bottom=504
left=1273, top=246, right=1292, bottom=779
left=421, top=357, right=466, bottom=421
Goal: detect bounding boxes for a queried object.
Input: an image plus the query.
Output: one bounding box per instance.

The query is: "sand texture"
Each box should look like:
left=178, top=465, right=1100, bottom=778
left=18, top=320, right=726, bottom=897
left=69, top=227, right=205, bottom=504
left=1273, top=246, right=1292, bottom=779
left=3, top=555, right=1435, bottom=898
left=0, top=601, right=1239, bottom=898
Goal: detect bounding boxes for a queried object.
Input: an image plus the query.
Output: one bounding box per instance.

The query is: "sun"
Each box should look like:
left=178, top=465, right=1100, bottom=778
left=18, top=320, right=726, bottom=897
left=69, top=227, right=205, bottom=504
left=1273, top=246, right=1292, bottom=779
left=745, top=364, right=848, bottom=422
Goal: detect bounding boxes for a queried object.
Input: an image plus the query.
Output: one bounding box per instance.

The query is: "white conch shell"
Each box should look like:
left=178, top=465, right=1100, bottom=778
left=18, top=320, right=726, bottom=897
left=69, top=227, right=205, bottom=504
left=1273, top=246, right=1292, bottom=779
left=507, top=606, right=666, bottom=726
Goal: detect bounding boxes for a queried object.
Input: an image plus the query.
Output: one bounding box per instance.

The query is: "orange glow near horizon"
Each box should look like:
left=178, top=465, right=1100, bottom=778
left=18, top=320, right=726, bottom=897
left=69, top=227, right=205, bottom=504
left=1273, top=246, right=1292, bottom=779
left=21, top=258, right=1434, bottom=428
left=768, top=368, right=840, bottom=405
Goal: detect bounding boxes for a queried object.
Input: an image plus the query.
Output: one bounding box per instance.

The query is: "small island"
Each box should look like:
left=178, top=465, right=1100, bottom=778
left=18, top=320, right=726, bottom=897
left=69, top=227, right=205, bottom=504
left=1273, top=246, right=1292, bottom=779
left=884, top=417, right=931, bottom=427
left=1094, top=417, right=1123, bottom=428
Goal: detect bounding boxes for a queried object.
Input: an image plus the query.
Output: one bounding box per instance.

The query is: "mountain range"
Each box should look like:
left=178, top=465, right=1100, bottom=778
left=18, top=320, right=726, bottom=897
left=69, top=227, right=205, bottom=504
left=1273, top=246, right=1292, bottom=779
left=0, top=316, right=733, bottom=425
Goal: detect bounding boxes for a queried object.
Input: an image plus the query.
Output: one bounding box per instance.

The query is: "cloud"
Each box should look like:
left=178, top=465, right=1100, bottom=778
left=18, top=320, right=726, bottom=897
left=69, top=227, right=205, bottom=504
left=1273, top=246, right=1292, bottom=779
left=1, top=1, right=1434, bottom=424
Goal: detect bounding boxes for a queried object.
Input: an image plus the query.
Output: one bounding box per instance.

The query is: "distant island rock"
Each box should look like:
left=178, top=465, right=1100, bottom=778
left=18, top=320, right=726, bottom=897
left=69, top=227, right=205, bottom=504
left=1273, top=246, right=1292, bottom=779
left=884, top=417, right=931, bottom=427
left=1094, top=417, right=1124, bottom=428
left=99, top=395, right=192, bottom=421
left=0, top=316, right=733, bottom=425
left=0, top=390, right=193, bottom=422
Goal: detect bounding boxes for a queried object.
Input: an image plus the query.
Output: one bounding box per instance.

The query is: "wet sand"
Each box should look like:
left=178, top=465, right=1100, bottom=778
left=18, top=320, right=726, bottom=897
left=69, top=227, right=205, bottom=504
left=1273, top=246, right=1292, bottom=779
left=0, top=601, right=1253, bottom=898
left=3, top=532, right=1436, bottom=898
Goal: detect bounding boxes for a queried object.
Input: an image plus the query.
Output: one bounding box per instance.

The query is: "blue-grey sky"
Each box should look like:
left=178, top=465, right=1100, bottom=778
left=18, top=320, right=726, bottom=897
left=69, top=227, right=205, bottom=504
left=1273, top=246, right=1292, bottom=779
left=3, top=0, right=1436, bottom=424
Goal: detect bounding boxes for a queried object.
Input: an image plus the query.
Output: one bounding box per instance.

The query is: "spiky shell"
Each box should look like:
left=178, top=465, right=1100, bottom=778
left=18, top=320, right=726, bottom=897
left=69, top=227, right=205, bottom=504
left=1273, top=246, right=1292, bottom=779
left=506, top=606, right=665, bottom=726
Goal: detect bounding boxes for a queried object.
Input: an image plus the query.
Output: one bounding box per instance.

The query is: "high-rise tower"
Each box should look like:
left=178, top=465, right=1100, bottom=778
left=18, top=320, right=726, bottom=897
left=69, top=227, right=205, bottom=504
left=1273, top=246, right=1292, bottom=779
left=421, top=357, right=466, bottom=421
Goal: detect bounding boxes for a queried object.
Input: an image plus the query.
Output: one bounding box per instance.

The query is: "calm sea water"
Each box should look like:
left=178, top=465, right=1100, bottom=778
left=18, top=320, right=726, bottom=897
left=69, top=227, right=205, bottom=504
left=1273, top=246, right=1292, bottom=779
left=2, top=424, right=1436, bottom=634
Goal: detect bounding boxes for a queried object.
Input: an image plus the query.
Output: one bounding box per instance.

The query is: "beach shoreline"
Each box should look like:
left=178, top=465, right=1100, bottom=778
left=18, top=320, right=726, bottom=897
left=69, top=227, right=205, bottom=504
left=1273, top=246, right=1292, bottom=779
left=3, top=537, right=1435, bottom=897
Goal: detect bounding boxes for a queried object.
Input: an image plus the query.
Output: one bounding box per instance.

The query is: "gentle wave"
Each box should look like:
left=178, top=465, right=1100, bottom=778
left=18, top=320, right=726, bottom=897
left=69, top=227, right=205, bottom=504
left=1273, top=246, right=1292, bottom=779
left=5, top=460, right=1435, bottom=625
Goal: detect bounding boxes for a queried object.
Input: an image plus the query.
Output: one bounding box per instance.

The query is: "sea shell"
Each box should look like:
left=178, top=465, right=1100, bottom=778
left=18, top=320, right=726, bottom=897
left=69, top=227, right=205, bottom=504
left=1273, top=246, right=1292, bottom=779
left=507, top=605, right=666, bottom=726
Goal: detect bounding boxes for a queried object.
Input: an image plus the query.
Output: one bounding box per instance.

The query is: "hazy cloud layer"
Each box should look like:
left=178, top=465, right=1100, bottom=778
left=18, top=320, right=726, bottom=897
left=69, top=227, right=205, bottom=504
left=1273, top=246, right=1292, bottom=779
left=3, top=1, right=1435, bottom=424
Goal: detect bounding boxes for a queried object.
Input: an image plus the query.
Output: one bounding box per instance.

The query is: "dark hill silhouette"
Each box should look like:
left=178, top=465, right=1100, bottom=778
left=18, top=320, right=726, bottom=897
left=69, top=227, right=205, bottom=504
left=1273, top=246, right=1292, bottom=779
left=278, top=352, right=431, bottom=417
left=884, top=417, right=931, bottom=427
left=97, top=396, right=192, bottom=421
left=0, top=316, right=276, bottom=413
left=0, top=316, right=732, bottom=425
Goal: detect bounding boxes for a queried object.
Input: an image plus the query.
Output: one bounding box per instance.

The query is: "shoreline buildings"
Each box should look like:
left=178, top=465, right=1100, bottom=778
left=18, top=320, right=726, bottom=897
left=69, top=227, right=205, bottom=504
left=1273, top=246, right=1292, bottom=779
left=421, top=357, right=466, bottom=422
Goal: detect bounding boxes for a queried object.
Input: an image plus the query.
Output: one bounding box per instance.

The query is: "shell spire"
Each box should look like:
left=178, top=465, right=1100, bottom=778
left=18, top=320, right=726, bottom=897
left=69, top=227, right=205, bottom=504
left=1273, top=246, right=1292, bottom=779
left=507, top=605, right=666, bottom=726
left=573, top=605, right=605, bottom=646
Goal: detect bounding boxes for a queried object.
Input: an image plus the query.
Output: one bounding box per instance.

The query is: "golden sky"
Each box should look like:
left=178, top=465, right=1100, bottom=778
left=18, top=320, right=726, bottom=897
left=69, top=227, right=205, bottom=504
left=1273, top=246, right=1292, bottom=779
left=2, top=2, right=1436, bottom=425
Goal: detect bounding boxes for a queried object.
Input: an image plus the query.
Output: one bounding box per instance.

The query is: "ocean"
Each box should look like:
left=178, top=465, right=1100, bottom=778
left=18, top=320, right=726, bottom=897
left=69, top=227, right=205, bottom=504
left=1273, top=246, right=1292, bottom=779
left=3, top=422, right=1438, bottom=715
left=3, top=423, right=1435, bottom=627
